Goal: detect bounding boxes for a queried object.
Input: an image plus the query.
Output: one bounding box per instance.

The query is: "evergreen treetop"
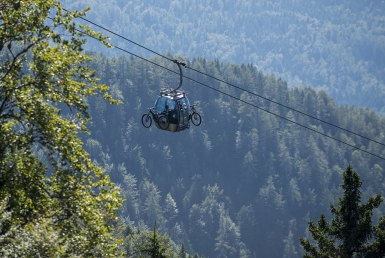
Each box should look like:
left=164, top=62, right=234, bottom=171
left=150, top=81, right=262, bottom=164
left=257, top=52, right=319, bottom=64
left=300, top=164, right=385, bottom=258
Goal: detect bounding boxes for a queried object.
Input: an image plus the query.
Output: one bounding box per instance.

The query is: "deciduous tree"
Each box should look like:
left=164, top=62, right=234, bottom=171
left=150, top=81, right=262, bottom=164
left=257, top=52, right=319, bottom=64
left=0, top=0, right=123, bottom=256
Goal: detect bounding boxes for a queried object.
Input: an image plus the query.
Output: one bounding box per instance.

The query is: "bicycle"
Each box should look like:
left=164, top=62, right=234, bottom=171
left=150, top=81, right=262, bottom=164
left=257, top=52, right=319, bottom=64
left=189, top=103, right=202, bottom=126
left=142, top=108, right=169, bottom=130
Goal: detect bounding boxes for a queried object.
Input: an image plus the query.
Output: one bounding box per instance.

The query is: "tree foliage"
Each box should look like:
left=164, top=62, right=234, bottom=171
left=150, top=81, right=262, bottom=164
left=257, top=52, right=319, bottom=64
left=62, top=0, right=385, bottom=113
left=0, top=0, right=123, bottom=256
left=300, top=165, right=385, bottom=257
left=80, top=53, right=385, bottom=257
left=7, top=2, right=385, bottom=257
left=139, top=223, right=174, bottom=258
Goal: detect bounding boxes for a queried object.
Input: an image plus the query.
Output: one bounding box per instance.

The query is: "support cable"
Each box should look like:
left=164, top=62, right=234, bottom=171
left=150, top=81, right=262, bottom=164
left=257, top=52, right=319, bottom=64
left=61, top=7, right=174, bottom=63
left=48, top=13, right=385, bottom=161
left=63, top=10, right=385, bottom=149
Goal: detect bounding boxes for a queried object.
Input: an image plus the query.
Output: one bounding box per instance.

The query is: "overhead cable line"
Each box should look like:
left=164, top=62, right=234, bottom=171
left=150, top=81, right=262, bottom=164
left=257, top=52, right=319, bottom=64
left=184, top=76, right=385, bottom=162
left=67, top=10, right=385, bottom=150
left=68, top=26, right=385, bottom=162
left=47, top=17, right=176, bottom=76
left=53, top=11, right=385, bottom=161
left=184, top=67, right=385, bottom=149
left=60, top=7, right=174, bottom=63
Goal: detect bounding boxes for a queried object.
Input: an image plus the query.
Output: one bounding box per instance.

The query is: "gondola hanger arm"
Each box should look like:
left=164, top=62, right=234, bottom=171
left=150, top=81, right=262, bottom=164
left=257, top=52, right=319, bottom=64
left=173, top=59, right=186, bottom=91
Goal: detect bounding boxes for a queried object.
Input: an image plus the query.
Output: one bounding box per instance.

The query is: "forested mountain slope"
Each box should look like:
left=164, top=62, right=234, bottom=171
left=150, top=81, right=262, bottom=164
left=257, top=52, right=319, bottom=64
left=85, top=53, right=385, bottom=257
left=63, top=0, right=385, bottom=114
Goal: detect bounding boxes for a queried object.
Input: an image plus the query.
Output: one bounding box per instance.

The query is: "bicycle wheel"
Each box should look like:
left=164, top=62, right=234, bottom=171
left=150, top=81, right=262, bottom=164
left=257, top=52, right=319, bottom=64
left=157, top=116, right=169, bottom=130
left=141, top=114, right=152, bottom=128
left=191, top=112, right=202, bottom=126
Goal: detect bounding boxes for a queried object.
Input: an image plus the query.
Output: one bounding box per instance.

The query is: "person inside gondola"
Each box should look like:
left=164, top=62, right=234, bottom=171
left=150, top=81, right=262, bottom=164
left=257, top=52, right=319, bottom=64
left=165, top=99, right=177, bottom=124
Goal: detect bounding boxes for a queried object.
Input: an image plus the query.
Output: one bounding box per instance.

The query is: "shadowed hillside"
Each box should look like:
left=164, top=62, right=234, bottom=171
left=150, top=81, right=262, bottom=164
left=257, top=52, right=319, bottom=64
left=85, top=53, right=385, bottom=257
left=64, top=0, right=385, bottom=114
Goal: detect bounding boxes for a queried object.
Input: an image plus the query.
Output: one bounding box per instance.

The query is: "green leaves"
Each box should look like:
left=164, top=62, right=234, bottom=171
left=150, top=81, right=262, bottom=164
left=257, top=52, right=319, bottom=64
left=0, top=0, right=123, bottom=256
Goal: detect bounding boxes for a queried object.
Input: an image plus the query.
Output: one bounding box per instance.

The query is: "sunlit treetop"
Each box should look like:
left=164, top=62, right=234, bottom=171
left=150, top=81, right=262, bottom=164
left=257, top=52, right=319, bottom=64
left=0, top=0, right=124, bottom=256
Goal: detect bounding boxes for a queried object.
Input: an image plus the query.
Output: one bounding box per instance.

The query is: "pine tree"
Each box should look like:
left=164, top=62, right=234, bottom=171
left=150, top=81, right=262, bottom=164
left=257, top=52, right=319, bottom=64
left=179, top=242, right=187, bottom=258
left=299, top=164, right=385, bottom=257
left=139, top=222, right=173, bottom=258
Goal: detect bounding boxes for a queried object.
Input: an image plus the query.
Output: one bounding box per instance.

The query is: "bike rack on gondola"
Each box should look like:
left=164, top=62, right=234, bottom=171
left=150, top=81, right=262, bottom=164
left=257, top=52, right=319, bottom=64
left=141, top=60, right=202, bottom=132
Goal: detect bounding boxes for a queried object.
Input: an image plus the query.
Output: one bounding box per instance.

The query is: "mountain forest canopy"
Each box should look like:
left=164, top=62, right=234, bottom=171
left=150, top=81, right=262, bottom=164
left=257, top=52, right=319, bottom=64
left=1, top=1, right=385, bottom=257
left=62, top=0, right=385, bottom=115
left=82, top=52, right=385, bottom=257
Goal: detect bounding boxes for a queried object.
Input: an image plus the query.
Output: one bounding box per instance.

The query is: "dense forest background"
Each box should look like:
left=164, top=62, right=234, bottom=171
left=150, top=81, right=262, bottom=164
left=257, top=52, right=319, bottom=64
left=83, top=53, right=385, bottom=257
left=50, top=0, right=385, bottom=256
left=2, top=1, right=384, bottom=257
left=62, top=0, right=385, bottom=115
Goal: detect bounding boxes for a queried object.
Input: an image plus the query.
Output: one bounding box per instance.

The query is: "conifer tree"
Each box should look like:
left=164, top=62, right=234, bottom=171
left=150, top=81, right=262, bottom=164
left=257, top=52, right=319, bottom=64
left=139, top=222, right=173, bottom=258
left=179, top=242, right=187, bottom=258
left=300, top=164, right=385, bottom=258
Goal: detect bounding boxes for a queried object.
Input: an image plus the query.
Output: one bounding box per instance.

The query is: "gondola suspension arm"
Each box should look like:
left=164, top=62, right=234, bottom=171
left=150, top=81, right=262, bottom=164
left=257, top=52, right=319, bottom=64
left=173, top=59, right=186, bottom=92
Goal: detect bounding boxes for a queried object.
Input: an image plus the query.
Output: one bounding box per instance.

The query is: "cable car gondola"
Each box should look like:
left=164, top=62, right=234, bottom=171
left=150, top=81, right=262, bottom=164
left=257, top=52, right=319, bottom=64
left=141, top=60, right=201, bottom=132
